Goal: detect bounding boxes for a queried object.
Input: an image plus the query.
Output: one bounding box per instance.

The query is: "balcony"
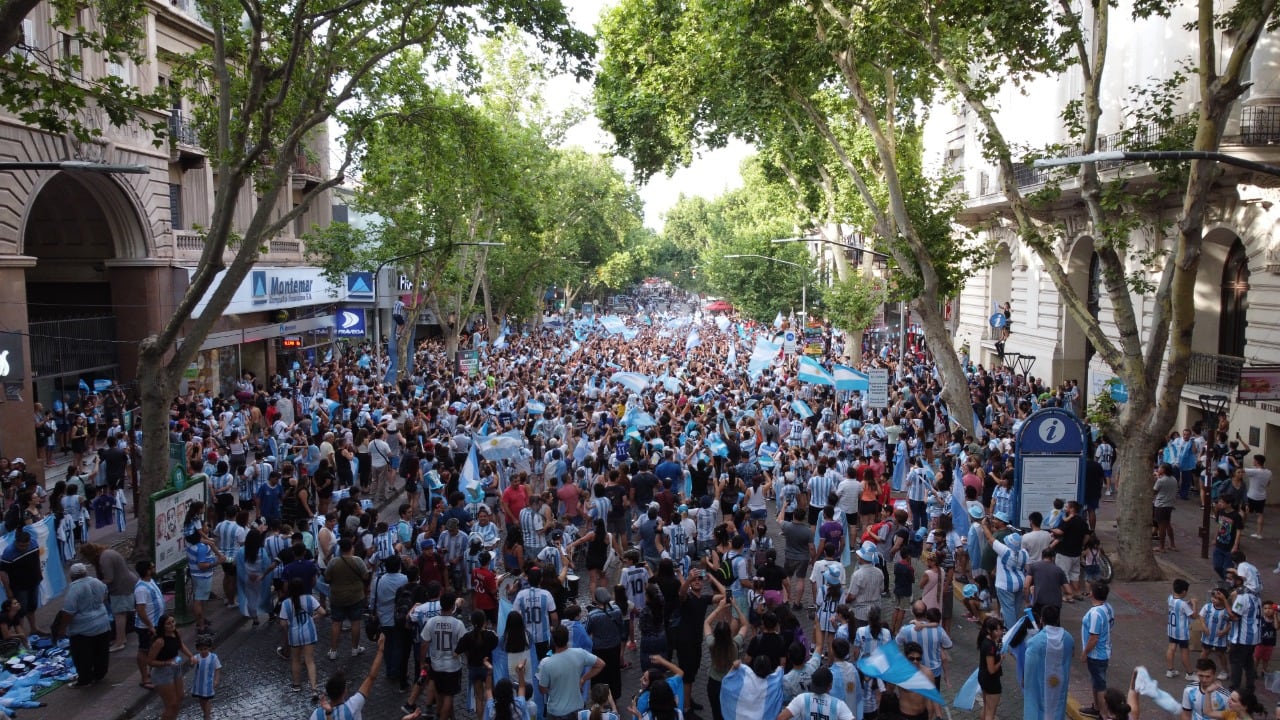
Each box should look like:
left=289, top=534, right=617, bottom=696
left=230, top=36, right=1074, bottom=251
left=1241, top=105, right=1280, bottom=146
left=167, top=0, right=211, bottom=27
left=1010, top=112, right=1196, bottom=188
left=292, top=155, right=323, bottom=190
left=168, top=113, right=205, bottom=169
left=174, top=229, right=204, bottom=251
left=269, top=239, right=302, bottom=255
left=1188, top=351, right=1245, bottom=392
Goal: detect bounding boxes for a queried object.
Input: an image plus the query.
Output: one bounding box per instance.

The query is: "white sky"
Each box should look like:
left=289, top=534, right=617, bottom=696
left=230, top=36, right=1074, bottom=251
left=551, top=0, right=752, bottom=230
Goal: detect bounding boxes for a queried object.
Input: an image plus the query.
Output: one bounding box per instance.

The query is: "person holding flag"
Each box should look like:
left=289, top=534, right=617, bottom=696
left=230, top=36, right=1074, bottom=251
left=776, top=667, right=854, bottom=720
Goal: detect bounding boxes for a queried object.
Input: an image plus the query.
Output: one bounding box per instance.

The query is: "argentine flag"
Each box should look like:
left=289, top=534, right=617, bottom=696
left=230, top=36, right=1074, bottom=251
left=856, top=639, right=944, bottom=704
left=474, top=431, right=524, bottom=461
left=833, top=364, right=869, bottom=392
left=459, top=444, right=483, bottom=496
left=791, top=399, right=814, bottom=419
left=686, top=327, right=702, bottom=350
left=525, top=400, right=546, bottom=415
left=609, top=372, right=649, bottom=393
left=747, top=338, right=781, bottom=379
left=797, top=356, right=836, bottom=386
left=773, top=312, right=784, bottom=328
left=726, top=343, right=737, bottom=370
left=719, top=665, right=784, bottom=720
left=705, top=435, right=730, bottom=458
left=1022, top=624, right=1074, bottom=720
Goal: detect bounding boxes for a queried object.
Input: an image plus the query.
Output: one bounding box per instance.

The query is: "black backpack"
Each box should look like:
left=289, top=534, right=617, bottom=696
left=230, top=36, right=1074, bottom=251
left=393, top=583, right=416, bottom=629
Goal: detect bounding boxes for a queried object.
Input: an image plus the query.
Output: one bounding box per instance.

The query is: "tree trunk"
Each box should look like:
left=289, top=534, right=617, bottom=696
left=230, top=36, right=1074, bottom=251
left=1111, top=417, right=1164, bottom=581
left=134, top=346, right=177, bottom=563
left=443, top=329, right=460, bottom=363
left=912, top=295, right=974, bottom=437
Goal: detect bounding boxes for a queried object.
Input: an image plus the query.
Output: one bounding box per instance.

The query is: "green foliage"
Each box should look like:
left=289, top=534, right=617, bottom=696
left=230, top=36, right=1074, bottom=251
left=823, top=272, right=888, bottom=333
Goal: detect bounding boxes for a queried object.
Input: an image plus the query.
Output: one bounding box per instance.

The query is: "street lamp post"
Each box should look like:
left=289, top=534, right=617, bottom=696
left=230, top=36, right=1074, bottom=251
left=370, top=241, right=505, bottom=345
left=723, top=254, right=807, bottom=319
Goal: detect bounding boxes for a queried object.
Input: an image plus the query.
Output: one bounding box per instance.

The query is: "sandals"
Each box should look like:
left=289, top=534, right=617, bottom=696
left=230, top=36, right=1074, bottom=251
left=139, top=682, right=156, bottom=690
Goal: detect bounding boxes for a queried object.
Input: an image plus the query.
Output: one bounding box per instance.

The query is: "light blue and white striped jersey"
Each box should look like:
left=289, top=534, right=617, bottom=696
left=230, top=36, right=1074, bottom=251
left=1200, top=604, right=1231, bottom=647
left=784, top=692, right=855, bottom=720
left=1167, top=595, right=1194, bottom=641
left=621, top=566, right=650, bottom=611
left=906, top=467, right=932, bottom=502
left=187, top=543, right=217, bottom=580
left=895, top=622, right=953, bottom=676
left=779, top=483, right=800, bottom=513
left=695, top=507, right=718, bottom=543
left=589, top=496, right=612, bottom=522
left=1082, top=602, right=1115, bottom=659
left=991, top=486, right=1014, bottom=519
left=215, top=520, right=246, bottom=556
left=520, top=507, right=546, bottom=552
left=264, top=533, right=289, bottom=579
left=1230, top=592, right=1262, bottom=645
left=993, top=540, right=1028, bottom=594
left=473, top=521, right=500, bottom=548
left=537, top=545, right=564, bottom=577
left=282, top=594, right=320, bottom=646
left=513, top=587, right=555, bottom=644
left=853, top=625, right=893, bottom=658
left=663, top=524, right=689, bottom=560
left=372, top=530, right=398, bottom=568
left=133, top=579, right=164, bottom=628
left=308, top=693, right=365, bottom=720
left=191, top=651, right=221, bottom=697
left=808, top=474, right=836, bottom=509
left=1182, top=684, right=1230, bottom=720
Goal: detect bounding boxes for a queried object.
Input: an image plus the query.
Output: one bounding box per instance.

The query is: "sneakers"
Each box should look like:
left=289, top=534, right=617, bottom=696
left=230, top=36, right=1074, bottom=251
left=327, top=649, right=338, bottom=661
left=276, top=646, right=288, bottom=660
left=1250, top=533, right=1263, bottom=539
left=351, top=646, right=366, bottom=657
left=1165, top=669, right=1179, bottom=678
left=1184, top=672, right=1196, bottom=680
left=108, top=644, right=127, bottom=653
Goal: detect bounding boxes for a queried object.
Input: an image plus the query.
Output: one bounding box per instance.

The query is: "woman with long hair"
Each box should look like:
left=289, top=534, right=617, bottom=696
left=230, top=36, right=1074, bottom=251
left=976, top=615, right=1004, bottom=720
left=147, top=615, right=194, bottom=720
left=236, top=528, right=271, bottom=625
left=483, top=663, right=531, bottom=720
left=280, top=576, right=326, bottom=699
left=500, top=610, right=532, bottom=695
left=703, top=598, right=746, bottom=720
left=575, top=517, right=612, bottom=598
left=576, top=684, right=620, bottom=720
left=637, top=585, right=667, bottom=671
left=631, top=673, right=682, bottom=720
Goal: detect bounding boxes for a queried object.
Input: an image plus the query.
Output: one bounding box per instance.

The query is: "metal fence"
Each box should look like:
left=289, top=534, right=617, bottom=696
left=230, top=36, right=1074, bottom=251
left=28, top=316, right=120, bottom=378
left=1188, top=351, right=1245, bottom=391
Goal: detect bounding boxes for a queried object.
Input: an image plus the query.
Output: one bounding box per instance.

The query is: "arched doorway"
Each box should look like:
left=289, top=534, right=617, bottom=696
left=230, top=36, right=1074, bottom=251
left=22, top=171, right=149, bottom=422
left=1220, top=239, right=1249, bottom=358
left=1061, top=236, right=1098, bottom=406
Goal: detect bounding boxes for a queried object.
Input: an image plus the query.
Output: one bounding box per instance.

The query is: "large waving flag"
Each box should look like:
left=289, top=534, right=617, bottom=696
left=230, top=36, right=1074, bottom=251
left=459, top=444, right=483, bottom=495
left=748, top=338, right=782, bottom=379
left=525, top=400, right=546, bottom=415
left=791, top=399, right=815, bottom=419
left=474, top=431, right=524, bottom=461
left=953, top=668, right=981, bottom=710
left=797, top=356, right=836, bottom=386
left=715, top=316, right=730, bottom=332
left=1003, top=606, right=1039, bottom=685
left=773, top=312, right=784, bottom=328
left=833, top=365, right=870, bottom=392
left=726, top=342, right=737, bottom=370
left=856, top=639, right=944, bottom=704
left=609, top=372, right=649, bottom=393
left=1022, top=624, right=1074, bottom=720
left=719, top=665, right=784, bottom=720
left=951, top=491, right=970, bottom=536
left=705, top=434, right=730, bottom=458
left=622, top=406, right=657, bottom=429
left=599, top=315, right=627, bottom=335
left=686, top=327, right=702, bottom=350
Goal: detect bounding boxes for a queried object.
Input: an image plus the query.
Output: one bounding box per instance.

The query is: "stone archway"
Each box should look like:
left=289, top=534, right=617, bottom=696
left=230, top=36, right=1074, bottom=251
left=1060, top=235, right=1097, bottom=405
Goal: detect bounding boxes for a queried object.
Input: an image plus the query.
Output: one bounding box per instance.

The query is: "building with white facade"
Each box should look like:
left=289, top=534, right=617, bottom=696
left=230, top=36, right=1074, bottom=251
left=924, top=3, right=1280, bottom=487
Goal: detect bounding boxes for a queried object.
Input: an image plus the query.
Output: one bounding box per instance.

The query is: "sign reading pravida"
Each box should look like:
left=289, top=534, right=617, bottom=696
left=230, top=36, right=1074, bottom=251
left=251, top=270, right=314, bottom=306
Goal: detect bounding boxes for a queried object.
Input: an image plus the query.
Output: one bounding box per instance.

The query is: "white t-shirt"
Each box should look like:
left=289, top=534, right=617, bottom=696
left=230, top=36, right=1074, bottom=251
left=1245, top=467, right=1272, bottom=501
left=785, top=692, right=854, bottom=720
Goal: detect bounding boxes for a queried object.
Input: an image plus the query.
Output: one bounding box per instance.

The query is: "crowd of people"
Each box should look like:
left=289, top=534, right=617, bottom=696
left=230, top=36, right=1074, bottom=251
left=9, top=284, right=1280, bottom=720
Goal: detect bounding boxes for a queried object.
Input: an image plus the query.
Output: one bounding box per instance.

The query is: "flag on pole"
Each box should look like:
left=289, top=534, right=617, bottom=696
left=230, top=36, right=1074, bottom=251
left=459, top=445, right=482, bottom=495
left=773, top=312, right=784, bottom=328
left=797, top=356, right=835, bottom=386
left=856, top=639, right=945, bottom=704
left=747, top=339, right=782, bottom=379
left=790, top=399, right=814, bottom=419
left=833, top=364, right=870, bottom=392
left=686, top=327, right=702, bottom=350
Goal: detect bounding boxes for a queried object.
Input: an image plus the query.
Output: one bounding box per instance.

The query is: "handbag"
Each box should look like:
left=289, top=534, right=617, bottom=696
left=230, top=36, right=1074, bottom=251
left=363, top=575, right=381, bottom=641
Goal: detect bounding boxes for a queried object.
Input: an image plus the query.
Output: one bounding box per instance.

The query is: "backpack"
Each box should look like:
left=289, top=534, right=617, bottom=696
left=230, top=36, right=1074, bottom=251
left=750, top=538, right=773, bottom=570
left=713, top=553, right=735, bottom=587
left=393, top=583, right=416, bottom=629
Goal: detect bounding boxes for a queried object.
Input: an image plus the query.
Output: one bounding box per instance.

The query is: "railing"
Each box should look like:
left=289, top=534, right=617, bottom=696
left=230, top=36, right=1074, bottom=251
left=28, top=317, right=119, bottom=378
left=169, top=113, right=200, bottom=147
left=174, top=229, right=203, bottom=250
left=1188, top=351, right=1245, bottom=390
left=1011, top=112, right=1196, bottom=188
left=294, top=155, right=322, bottom=178
left=1241, top=105, right=1280, bottom=146
left=270, top=239, right=301, bottom=254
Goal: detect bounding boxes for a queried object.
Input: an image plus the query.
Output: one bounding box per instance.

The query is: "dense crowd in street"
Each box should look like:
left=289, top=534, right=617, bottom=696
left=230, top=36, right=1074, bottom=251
left=8, top=284, right=1280, bottom=720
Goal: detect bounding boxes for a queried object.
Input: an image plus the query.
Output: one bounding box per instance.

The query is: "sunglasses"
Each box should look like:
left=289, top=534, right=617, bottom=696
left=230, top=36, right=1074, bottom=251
left=907, top=656, right=922, bottom=662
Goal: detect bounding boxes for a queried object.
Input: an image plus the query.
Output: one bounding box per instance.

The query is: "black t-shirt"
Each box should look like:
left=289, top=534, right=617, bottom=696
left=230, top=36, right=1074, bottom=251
left=1084, top=461, right=1105, bottom=503
left=978, top=637, right=1002, bottom=682
left=677, top=593, right=711, bottom=642
left=632, top=472, right=659, bottom=505
left=1055, top=515, right=1089, bottom=557
left=758, top=563, right=787, bottom=592
left=746, top=631, right=787, bottom=667
left=456, top=628, right=498, bottom=667
left=1215, top=510, right=1244, bottom=550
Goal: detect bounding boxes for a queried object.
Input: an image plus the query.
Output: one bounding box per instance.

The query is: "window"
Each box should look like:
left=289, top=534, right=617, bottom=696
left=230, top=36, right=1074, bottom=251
left=1219, top=239, right=1250, bottom=357
left=332, top=204, right=349, bottom=224
left=169, top=183, right=184, bottom=230
left=8, top=19, right=35, bottom=61
left=106, top=57, right=133, bottom=84
left=59, top=32, right=80, bottom=63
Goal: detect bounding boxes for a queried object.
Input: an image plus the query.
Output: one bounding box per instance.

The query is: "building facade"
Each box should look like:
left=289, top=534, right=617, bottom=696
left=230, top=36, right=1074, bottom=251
left=924, top=3, right=1280, bottom=495
left=0, top=0, right=347, bottom=471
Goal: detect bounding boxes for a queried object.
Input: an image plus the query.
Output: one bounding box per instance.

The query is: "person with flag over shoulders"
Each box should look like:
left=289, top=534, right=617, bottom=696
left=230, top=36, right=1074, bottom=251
left=777, top=667, right=853, bottom=720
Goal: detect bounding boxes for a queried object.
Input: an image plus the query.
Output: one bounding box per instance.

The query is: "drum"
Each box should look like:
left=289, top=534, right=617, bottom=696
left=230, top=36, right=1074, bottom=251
left=566, top=574, right=580, bottom=597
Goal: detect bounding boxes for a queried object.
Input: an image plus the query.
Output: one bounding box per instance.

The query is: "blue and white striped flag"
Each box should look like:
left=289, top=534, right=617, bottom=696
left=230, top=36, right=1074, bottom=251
left=773, top=312, right=784, bottom=328
left=115, top=488, right=128, bottom=532
left=459, top=444, right=482, bottom=496
left=719, top=664, right=784, bottom=720
left=856, top=638, right=945, bottom=704
left=525, top=400, right=546, bottom=415
left=791, top=399, right=814, bottom=419
left=706, top=435, right=729, bottom=458
left=609, top=372, right=649, bottom=393
left=686, top=327, right=701, bottom=350
left=797, top=356, right=835, bottom=386
left=747, top=339, right=781, bottom=379
left=833, top=364, right=869, bottom=392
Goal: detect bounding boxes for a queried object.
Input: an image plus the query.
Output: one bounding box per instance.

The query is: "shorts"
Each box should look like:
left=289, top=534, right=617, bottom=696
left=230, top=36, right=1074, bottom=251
left=1153, top=506, right=1173, bottom=525
left=329, top=602, right=364, bottom=623
left=784, top=557, right=809, bottom=579
left=1248, top=498, right=1266, bottom=514
left=858, top=500, right=879, bottom=517
left=109, top=594, right=134, bottom=614
left=1204, top=642, right=1226, bottom=652
left=1084, top=566, right=1101, bottom=582
left=433, top=669, right=462, bottom=695
left=1054, top=554, right=1082, bottom=582
left=193, top=694, right=214, bottom=701
left=221, top=561, right=237, bottom=576
left=1168, top=637, right=1188, bottom=649
left=11, top=587, right=36, bottom=615
left=1086, top=657, right=1108, bottom=691
left=136, top=628, right=155, bottom=652
left=1084, top=498, right=1099, bottom=512
left=1256, top=645, right=1275, bottom=662
left=193, top=576, right=213, bottom=601
left=468, top=665, right=488, bottom=684
left=152, top=662, right=181, bottom=686
left=978, top=675, right=1002, bottom=695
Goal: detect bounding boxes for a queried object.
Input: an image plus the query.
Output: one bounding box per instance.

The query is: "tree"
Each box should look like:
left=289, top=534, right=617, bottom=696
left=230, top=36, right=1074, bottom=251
left=133, top=0, right=591, bottom=560
left=881, top=0, right=1278, bottom=580
left=824, top=272, right=888, bottom=356
left=595, top=0, right=981, bottom=433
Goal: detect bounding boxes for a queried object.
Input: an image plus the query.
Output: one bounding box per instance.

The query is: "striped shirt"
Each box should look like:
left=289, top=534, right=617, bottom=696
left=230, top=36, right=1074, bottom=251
left=191, top=651, right=221, bottom=698
left=1181, top=684, right=1230, bottom=720
left=664, top=524, right=690, bottom=560
left=1082, top=602, right=1115, bottom=659
left=906, top=467, right=932, bottom=502
left=513, top=588, right=555, bottom=644
left=282, top=594, right=320, bottom=646
left=520, top=507, right=546, bottom=552
left=215, top=520, right=247, bottom=556
left=1167, top=595, right=1193, bottom=641
left=309, top=693, right=365, bottom=720
left=537, top=545, right=564, bottom=577
left=1200, top=604, right=1231, bottom=647
left=853, top=626, right=892, bottom=658
left=1230, top=592, right=1262, bottom=645
left=589, top=496, right=612, bottom=522
left=895, top=622, right=953, bottom=676
left=134, top=579, right=164, bottom=628
left=808, top=474, right=836, bottom=509
left=372, top=531, right=398, bottom=569
left=991, top=486, right=1014, bottom=518
left=264, top=534, right=289, bottom=579
left=621, top=566, right=650, bottom=611
left=992, top=540, right=1028, bottom=593
left=187, top=543, right=218, bottom=580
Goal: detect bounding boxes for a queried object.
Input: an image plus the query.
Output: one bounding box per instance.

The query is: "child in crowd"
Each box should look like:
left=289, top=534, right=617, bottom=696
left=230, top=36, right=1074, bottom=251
left=962, top=577, right=992, bottom=623
left=1044, top=498, right=1065, bottom=530
left=190, top=636, right=222, bottom=720
left=1256, top=600, right=1279, bottom=675
left=1200, top=587, right=1231, bottom=679
left=1165, top=578, right=1196, bottom=679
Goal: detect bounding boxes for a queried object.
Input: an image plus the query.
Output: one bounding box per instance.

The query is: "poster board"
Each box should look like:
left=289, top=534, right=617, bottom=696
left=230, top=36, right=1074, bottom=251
left=152, top=480, right=206, bottom=574
left=867, top=368, right=889, bottom=408
left=1013, top=408, right=1086, bottom=527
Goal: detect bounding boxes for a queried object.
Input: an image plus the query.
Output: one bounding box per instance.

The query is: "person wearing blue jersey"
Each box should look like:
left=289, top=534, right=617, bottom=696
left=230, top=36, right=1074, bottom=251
left=1227, top=567, right=1261, bottom=694
left=777, top=666, right=855, bottom=720
left=1199, top=587, right=1231, bottom=680
left=213, top=509, right=248, bottom=609
left=134, top=560, right=165, bottom=690
left=485, top=666, right=532, bottom=720
left=186, top=531, right=225, bottom=635
left=895, top=601, right=953, bottom=684
left=1181, top=658, right=1230, bottom=720
left=577, top=684, right=619, bottom=720
left=1080, top=583, right=1115, bottom=716
left=514, top=566, right=559, bottom=658
left=313, top=635, right=388, bottom=720
left=190, top=636, right=221, bottom=720
left=1166, top=578, right=1197, bottom=680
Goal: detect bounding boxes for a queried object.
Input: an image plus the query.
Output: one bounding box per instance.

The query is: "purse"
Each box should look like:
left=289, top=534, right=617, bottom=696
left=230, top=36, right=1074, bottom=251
left=363, top=574, right=381, bottom=641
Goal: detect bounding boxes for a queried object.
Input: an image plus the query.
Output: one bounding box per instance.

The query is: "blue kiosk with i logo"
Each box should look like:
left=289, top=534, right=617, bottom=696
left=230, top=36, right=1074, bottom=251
left=1013, top=407, right=1088, bottom=527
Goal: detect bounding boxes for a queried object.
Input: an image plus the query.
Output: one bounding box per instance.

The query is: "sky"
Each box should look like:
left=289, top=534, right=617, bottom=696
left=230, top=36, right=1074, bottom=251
left=550, top=0, right=753, bottom=230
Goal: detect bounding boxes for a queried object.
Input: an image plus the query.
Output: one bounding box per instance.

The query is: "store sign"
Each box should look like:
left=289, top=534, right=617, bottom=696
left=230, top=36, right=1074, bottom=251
left=191, top=266, right=347, bottom=317
left=334, top=307, right=367, bottom=337
left=281, top=336, right=303, bottom=348
left=0, top=333, right=24, bottom=380
left=251, top=270, right=314, bottom=306
left=346, top=272, right=374, bottom=299
left=1240, top=366, right=1280, bottom=401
